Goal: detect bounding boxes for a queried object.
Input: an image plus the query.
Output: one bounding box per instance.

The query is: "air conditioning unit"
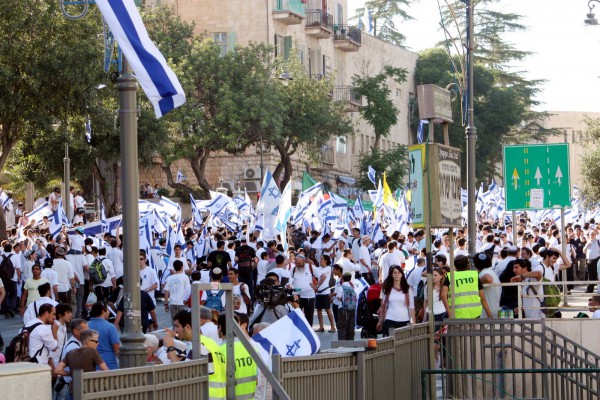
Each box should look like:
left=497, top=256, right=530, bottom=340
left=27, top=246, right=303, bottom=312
left=244, top=167, right=261, bottom=181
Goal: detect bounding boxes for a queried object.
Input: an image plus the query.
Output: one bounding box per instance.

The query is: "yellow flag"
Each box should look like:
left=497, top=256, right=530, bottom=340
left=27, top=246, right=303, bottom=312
left=382, top=172, right=398, bottom=209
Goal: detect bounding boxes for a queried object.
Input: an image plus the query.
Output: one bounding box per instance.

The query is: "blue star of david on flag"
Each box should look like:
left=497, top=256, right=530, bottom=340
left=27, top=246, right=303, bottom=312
left=286, top=339, right=302, bottom=356
left=268, top=187, right=281, bottom=199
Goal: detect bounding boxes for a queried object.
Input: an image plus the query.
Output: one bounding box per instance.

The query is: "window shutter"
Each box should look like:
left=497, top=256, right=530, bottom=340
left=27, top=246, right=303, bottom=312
left=227, top=32, right=237, bottom=53
left=283, top=36, right=292, bottom=60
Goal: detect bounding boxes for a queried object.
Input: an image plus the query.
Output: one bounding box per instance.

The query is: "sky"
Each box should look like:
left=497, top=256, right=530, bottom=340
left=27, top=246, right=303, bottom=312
left=347, top=0, right=600, bottom=113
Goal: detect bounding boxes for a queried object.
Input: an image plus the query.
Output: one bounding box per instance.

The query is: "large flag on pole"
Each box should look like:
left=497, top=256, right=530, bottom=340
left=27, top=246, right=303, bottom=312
left=95, top=0, right=186, bottom=117
left=382, top=172, right=398, bottom=209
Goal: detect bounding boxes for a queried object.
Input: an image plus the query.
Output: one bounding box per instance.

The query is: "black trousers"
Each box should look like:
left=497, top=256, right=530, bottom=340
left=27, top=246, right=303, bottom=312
left=299, top=297, right=316, bottom=326
left=586, top=257, right=599, bottom=293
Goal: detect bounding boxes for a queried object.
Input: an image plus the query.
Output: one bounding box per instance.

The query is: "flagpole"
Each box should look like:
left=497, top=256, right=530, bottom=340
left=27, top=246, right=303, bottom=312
left=118, top=56, right=146, bottom=368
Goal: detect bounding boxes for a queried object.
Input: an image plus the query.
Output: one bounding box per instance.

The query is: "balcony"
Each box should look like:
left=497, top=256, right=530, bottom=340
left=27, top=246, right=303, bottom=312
left=332, top=86, right=362, bottom=112
left=333, top=25, right=361, bottom=52
left=305, top=10, right=333, bottom=39
left=272, top=0, right=305, bottom=25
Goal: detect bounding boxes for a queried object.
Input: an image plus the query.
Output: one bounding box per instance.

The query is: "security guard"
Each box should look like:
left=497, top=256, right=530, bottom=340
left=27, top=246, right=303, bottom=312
left=201, top=335, right=226, bottom=400
left=215, top=313, right=258, bottom=399
left=445, top=255, right=494, bottom=319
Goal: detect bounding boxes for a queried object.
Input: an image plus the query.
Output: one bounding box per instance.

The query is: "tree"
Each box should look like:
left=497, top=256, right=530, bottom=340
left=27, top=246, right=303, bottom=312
left=0, top=0, right=104, bottom=172
left=352, top=66, right=407, bottom=152
left=414, top=48, right=556, bottom=184
left=580, top=117, right=600, bottom=207
left=269, top=53, right=353, bottom=188
left=357, top=146, right=407, bottom=192
left=354, top=0, right=414, bottom=46
left=161, top=40, right=285, bottom=198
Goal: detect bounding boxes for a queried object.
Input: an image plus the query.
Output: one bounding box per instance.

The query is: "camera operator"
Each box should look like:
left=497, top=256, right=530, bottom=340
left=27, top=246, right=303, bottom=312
left=249, top=274, right=299, bottom=328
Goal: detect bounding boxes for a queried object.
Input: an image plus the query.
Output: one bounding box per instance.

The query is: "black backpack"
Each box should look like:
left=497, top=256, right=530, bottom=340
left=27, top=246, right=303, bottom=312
left=5, top=322, right=43, bottom=363
left=0, top=254, right=15, bottom=281
left=89, top=258, right=107, bottom=285
left=356, top=290, right=373, bottom=327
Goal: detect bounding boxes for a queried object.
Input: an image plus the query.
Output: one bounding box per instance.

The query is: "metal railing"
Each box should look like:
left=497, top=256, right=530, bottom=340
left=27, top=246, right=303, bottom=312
left=435, top=319, right=600, bottom=400
left=272, top=0, right=305, bottom=16
left=273, top=323, right=431, bottom=400
left=333, top=25, right=362, bottom=45
left=305, top=9, right=333, bottom=31
left=332, top=86, right=362, bottom=107
left=72, top=358, right=209, bottom=400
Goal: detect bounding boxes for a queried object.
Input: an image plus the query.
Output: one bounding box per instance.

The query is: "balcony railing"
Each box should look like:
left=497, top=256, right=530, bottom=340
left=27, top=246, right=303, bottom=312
left=332, top=86, right=362, bottom=109
left=333, top=25, right=362, bottom=45
left=272, top=0, right=305, bottom=17
left=305, top=9, right=333, bottom=31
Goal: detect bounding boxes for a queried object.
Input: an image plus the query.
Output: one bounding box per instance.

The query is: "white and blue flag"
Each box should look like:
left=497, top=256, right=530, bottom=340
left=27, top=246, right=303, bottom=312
left=176, top=169, right=187, bottom=183
left=95, top=0, right=186, bottom=117
left=417, top=119, right=428, bottom=144
left=101, top=203, right=109, bottom=234
left=252, top=309, right=320, bottom=357
left=367, top=165, right=377, bottom=187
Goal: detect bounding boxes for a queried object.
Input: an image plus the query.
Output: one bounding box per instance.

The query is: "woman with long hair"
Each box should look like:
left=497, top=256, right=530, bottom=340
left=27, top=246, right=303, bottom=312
left=377, top=265, right=415, bottom=336
left=422, top=267, right=448, bottom=332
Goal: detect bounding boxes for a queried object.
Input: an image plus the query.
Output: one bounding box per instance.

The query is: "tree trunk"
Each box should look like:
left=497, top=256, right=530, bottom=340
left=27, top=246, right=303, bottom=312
left=0, top=124, right=19, bottom=172
left=281, top=155, right=293, bottom=189
left=188, top=149, right=212, bottom=199
left=373, top=134, right=381, bottom=153
left=0, top=206, right=7, bottom=241
left=110, top=162, right=120, bottom=216
left=92, top=160, right=112, bottom=216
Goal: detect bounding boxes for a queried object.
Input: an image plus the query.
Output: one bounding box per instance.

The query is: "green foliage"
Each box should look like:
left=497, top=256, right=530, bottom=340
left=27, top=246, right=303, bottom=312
left=580, top=117, right=600, bottom=207
left=357, top=146, right=408, bottom=192
left=354, top=0, right=414, bottom=46
left=414, top=48, right=558, bottom=183
left=351, top=66, right=407, bottom=152
left=270, top=51, right=353, bottom=187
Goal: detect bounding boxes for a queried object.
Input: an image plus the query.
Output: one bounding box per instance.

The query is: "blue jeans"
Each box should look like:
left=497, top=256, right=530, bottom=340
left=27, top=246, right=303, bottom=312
left=382, top=319, right=408, bottom=337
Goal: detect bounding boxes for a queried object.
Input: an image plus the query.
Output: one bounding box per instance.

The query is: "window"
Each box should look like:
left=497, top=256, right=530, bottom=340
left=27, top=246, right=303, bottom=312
left=336, top=136, right=347, bottom=154
left=213, top=32, right=228, bottom=56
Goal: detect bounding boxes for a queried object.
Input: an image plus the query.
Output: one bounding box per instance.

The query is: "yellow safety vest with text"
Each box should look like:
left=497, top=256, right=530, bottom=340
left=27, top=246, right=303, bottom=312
left=201, top=336, right=227, bottom=400
left=450, top=270, right=482, bottom=319
left=219, top=341, right=258, bottom=400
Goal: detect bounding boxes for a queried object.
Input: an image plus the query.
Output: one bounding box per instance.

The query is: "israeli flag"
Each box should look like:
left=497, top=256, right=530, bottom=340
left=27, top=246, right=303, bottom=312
left=367, top=165, right=377, bottom=187
left=252, top=309, right=320, bottom=357
left=139, top=216, right=155, bottom=270
left=27, top=201, right=53, bottom=225
left=85, top=117, right=92, bottom=143
left=95, top=0, right=186, bottom=118
left=50, top=200, right=71, bottom=239
left=176, top=169, right=187, bottom=183
left=417, top=119, right=428, bottom=144
left=101, top=203, right=109, bottom=234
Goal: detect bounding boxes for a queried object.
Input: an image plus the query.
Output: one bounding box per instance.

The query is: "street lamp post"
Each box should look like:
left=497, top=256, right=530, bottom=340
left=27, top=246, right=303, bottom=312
left=118, top=57, right=146, bottom=368
left=466, top=0, right=477, bottom=258
left=586, top=1, right=600, bottom=25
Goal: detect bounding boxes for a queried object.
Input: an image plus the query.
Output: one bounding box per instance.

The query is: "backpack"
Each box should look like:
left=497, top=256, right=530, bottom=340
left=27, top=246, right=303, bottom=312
left=341, top=284, right=358, bottom=311
left=205, top=290, right=225, bottom=312
left=89, top=258, right=107, bottom=285
left=0, top=254, right=15, bottom=281
left=542, top=278, right=561, bottom=316
left=5, top=322, right=43, bottom=363
left=416, top=280, right=426, bottom=300
left=356, top=290, right=372, bottom=326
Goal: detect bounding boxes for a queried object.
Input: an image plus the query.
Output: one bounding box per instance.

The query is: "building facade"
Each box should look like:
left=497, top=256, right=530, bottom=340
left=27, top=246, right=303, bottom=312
left=139, top=0, right=419, bottom=198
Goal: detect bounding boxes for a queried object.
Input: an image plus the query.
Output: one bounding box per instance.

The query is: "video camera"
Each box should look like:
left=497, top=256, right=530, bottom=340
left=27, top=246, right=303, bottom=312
left=254, top=283, right=295, bottom=307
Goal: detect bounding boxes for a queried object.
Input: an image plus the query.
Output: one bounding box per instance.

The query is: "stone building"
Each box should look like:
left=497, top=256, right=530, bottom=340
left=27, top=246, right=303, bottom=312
left=139, top=0, right=419, bottom=199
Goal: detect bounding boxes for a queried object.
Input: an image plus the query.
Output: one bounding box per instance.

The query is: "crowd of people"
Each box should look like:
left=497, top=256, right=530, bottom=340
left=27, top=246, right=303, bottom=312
left=2, top=188, right=600, bottom=399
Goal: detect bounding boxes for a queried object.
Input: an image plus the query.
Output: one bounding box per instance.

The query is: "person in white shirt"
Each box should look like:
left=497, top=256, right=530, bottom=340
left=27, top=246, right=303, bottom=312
left=51, top=304, right=73, bottom=366
left=493, top=246, right=519, bottom=276
left=511, top=258, right=544, bottom=319
left=291, top=254, right=321, bottom=326
left=378, top=241, right=405, bottom=283
left=227, top=268, right=251, bottom=314
left=23, top=283, right=58, bottom=325
left=474, top=252, right=501, bottom=318
left=589, top=295, right=600, bottom=319
left=139, top=251, right=159, bottom=304
left=315, top=255, right=335, bottom=333
left=91, top=247, right=116, bottom=302
left=584, top=230, right=600, bottom=293
left=168, top=244, right=190, bottom=276
left=358, top=235, right=374, bottom=283
left=199, top=306, right=220, bottom=344
left=107, top=240, right=124, bottom=285
left=23, top=303, right=58, bottom=367
left=52, top=246, right=77, bottom=306
left=49, top=187, right=61, bottom=212
left=454, top=237, right=469, bottom=258
left=255, top=252, right=269, bottom=284
left=339, top=248, right=360, bottom=282
left=164, top=260, right=191, bottom=323
left=269, top=255, right=291, bottom=286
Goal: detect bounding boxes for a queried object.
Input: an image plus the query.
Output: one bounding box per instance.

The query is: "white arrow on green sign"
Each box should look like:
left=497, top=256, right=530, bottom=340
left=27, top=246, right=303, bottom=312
left=503, top=143, right=571, bottom=211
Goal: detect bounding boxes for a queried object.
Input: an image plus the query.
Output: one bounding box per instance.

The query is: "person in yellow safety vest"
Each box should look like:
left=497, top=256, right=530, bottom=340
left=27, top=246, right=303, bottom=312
left=201, top=334, right=227, bottom=400
left=442, top=255, right=494, bottom=319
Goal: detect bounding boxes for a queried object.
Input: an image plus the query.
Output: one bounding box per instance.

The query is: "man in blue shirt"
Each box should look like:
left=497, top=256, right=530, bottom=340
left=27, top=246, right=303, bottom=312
left=87, top=301, right=120, bottom=369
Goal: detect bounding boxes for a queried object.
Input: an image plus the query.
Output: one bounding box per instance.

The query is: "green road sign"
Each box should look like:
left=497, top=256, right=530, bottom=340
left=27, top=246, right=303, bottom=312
left=503, top=144, right=571, bottom=211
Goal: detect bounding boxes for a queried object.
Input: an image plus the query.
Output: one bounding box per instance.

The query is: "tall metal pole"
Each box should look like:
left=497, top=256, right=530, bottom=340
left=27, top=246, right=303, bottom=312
left=118, top=57, right=146, bottom=368
left=64, top=142, right=71, bottom=220
left=466, top=0, right=478, bottom=258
